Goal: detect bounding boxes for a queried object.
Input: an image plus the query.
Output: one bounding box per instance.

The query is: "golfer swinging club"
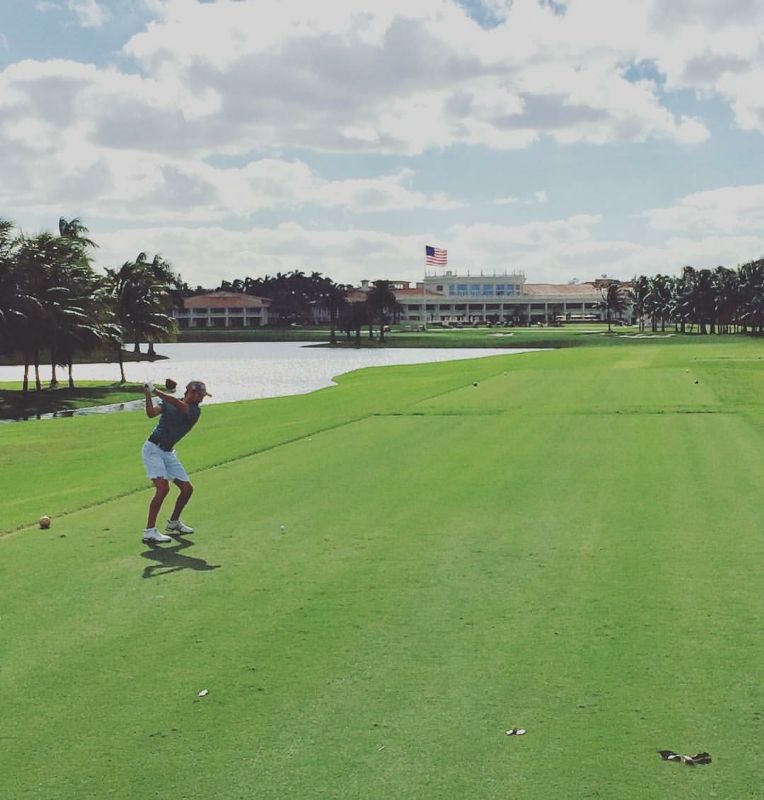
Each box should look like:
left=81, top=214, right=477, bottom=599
left=140, top=380, right=211, bottom=544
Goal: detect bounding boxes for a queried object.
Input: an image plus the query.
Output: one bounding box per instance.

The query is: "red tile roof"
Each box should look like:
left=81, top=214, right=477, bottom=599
left=522, top=283, right=600, bottom=297
left=183, top=291, right=270, bottom=309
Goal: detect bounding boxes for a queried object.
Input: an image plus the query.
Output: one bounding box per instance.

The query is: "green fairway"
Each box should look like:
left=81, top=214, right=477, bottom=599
left=2, top=341, right=763, bottom=798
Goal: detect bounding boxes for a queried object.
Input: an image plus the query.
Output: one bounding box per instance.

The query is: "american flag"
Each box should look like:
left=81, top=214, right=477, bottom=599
left=425, top=245, right=447, bottom=265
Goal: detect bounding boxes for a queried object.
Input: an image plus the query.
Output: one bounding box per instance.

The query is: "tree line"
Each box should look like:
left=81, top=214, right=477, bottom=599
left=219, top=272, right=401, bottom=344
left=630, top=262, right=764, bottom=334
left=0, top=217, right=183, bottom=392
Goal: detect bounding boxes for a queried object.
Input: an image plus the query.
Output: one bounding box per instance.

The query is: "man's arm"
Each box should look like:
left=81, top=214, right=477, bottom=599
left=153, top=387, right=190, bottom=414
left=144, top=385, right=162, bottom=418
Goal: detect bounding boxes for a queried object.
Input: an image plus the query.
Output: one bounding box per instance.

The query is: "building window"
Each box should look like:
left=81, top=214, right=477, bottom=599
left=496, top=284, right=505, bottom=296
left=436, top=285, right=444, bottom=292
left=211, top=308, right=225, bottom=315
left=482, top=284, right=494, bottom=295
left=469, top=285, right=481, bottom=296
left=192, top=308, right=208, bottom=314
left=448, top=284, right=456, bottom=295
left=457, top=284, right=468, bottom=296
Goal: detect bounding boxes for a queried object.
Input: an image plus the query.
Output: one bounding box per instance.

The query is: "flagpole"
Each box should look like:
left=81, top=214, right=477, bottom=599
left=423, top=247, right=427, bottom=332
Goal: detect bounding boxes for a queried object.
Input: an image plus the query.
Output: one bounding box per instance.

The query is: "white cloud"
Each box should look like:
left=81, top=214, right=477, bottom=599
left=443, top=210, right=764, bottom=282
left=494, top=190, right=548, bottom=206
left=93, top=222, right=425, bottom=286
left=112, top=0, right=710, bottom=155
left=5, top=0, right=764, bottom=291
left=0, top=100, right=461, bottom=221
left=10, top=0, right=764, bottom=175
left=643, top=184, right=764, bottom=234
left=85, top=212, right=764, bottom=289
left=68, top=0, right=108, bottom=28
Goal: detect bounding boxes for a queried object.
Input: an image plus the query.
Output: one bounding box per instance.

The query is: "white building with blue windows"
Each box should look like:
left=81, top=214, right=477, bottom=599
left=392, top=271, right=617, bottom=325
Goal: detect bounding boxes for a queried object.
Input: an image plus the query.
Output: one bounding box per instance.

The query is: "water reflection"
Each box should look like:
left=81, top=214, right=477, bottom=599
left=9, top=399, right=144, bottom=422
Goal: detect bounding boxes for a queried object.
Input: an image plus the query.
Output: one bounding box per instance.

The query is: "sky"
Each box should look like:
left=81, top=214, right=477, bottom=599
left=1, top=0, right=764, bottom=289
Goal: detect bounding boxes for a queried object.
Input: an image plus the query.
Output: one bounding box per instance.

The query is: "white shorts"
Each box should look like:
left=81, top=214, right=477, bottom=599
left=141, top=440, right=190, bottom=482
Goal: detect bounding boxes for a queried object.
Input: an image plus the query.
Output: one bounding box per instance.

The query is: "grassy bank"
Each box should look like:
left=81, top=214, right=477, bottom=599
left=178, top=322, right=746, bottom=350
left=0, top=381, right=145, bottom=420
left=2, top=339, right=763, bottom=798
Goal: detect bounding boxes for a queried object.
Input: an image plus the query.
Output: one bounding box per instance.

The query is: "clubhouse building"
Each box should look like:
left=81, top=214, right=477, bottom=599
left=381, top=272, right=616, bottom=325
left=173, top=291, right=271, bottom=328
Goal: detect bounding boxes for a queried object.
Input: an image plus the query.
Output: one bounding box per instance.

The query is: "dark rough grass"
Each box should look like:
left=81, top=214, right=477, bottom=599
left=0, top=381, right=144, bottom=419
left=2, top=341, right=764, bottom=798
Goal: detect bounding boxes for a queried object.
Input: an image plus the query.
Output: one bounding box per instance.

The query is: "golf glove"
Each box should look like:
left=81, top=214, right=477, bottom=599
left=144, top=381, right=155, bottom=394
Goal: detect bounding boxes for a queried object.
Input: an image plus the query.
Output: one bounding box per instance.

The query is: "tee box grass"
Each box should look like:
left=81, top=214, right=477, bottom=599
left=1, top=340, right=763, bottom=799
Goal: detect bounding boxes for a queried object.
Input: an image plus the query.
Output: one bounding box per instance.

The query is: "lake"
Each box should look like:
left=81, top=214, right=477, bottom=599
left=0, top=341, right=540, bottom=417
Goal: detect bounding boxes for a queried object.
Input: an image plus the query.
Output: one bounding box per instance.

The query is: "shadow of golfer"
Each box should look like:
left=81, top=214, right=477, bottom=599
left=140, top=535, right=220, bottom=579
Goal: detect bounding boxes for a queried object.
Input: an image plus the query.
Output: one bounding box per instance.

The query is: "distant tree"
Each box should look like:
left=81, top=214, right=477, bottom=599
left=342, top=301, right=370, bottom=346
left=738, top=259, right=764, bottom=334
left=58, top=216, right=97, bottom=249
left=0, top=221, right=40, bottom=369
left=49, top=217, right=103, bottom=386
left=713, top=266, right=739, bottom=334
left=645, top=274, right=673, bottom=332
left=631, top=275, right=649, bottom=333
left=317, top=280, right=349, bottom=345
left=597, top=280, right=629, bottom=332
left=366, top=280, right=399, bottom=342
left=105, top=257, right=176, bottom=383
left=134, top=252, right=185, bottom=354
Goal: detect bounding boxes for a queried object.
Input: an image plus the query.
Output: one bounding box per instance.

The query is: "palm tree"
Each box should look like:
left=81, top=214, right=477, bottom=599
left=134, top=252, right=183, bottom=355
left=366, top=280, right=399, bottom=342
left=631, top=275, right=649, bottom=333
left=12, top=232, right=62, bottom=391
left=317, top=280, right=349, bottom=344
left=712, top=266, right=739, bottom=334
left=58, top=216, right=97, bottom=249
left=0, top=220, right=39, bottom=366
left=737, top=259, right=764, bottom=334
left=644, top=274, right=673, bottom=332
left=46, top=217, right=103, bottom=386
left=597, top=281, right=629, bottom=332
left=105, top=257, right=176, bottom=383
left=684, top=267, right=715, bottom=334
left=340, top=300, right=370, bottom=346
